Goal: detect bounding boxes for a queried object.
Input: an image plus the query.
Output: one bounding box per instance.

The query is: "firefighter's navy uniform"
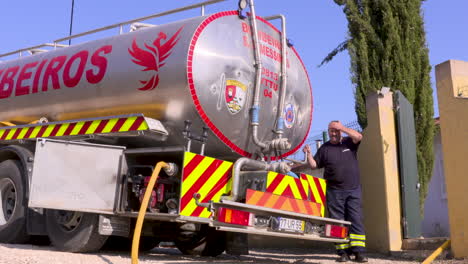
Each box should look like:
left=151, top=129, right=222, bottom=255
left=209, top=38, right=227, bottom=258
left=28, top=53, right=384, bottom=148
left=314, top=136, right=366, bottom=255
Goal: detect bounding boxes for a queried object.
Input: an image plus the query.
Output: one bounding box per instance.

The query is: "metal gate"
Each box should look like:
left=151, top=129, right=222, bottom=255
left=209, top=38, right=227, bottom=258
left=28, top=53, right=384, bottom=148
left=394, top=91, right=421, bottom=238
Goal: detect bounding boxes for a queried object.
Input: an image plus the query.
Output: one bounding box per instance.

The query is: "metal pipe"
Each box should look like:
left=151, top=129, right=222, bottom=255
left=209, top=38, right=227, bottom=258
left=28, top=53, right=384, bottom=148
left=55, top=0, right=226, bottom=43
left=224, top=157, right=291, bottom=202
left=1, top=43, right=68, bottom=59
left=201, top=5, right=205, bottom=16
left=0, top=0, right=227, bottom=58
left=264, top=15, right=288, bottom=138
left=248, top=0, right=267, bottom=149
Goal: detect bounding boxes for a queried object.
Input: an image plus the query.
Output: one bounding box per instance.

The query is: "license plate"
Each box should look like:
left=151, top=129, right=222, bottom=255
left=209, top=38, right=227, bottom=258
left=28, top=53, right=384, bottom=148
left=277, top=217, right=304, bottom=233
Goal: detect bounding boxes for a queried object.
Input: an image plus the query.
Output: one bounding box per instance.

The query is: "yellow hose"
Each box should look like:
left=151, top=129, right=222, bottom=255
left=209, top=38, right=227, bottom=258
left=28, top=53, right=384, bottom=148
left=422, top=239, right=451, bottom=264
left=0, top=121, right=16, bottom=127
left=131, top=161, right=169, bottom=264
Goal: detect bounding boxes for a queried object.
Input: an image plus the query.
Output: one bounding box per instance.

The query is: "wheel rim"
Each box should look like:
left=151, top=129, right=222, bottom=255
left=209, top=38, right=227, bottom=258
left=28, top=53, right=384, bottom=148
left=55, top=210, right=83, bottom=232
left=0, top=178, right=17, bottom=225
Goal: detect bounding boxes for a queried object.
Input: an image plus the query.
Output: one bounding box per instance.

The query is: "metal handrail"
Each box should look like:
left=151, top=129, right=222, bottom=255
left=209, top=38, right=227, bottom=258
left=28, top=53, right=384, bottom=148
left=0, top=0, right=227, bottom=59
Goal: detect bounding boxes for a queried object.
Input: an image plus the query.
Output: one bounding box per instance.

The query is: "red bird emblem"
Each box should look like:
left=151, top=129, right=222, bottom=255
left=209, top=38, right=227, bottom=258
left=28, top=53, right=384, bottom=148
left=128, top=26, right=183, bottom=91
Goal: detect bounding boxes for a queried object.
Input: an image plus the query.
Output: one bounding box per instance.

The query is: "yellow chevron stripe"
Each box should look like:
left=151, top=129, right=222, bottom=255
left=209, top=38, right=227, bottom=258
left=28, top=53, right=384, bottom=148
left=5, top=129, right=17, bottom=140
left=42, top=125, right=56, bottom=137
left=120, top=117, right=137, bottom=132
left=267, top=171, right=278, bottom=187
left=138, top=120, right=149, bottom=130
left=308, top=177, right=322, bottom=203
left=102, top=118, right=118, bottom=133
left=300, top=178, right=310, bottom=197
left=17, top=128, right=28, bottom=139
left=85, top=120, right=100, bottom=134
left=287, top=177, right=303, bottom=199
left=319, top=177, right=327, bottom=195
left=71, top=122, right=84, bottom=135
left=0, top=130, right=5, bottom=139
left=304, top=175, right=325, bottom=217
left=182, top=165, right=232, bottom=218
left=272, top=176, right=302, bottom=199
left=197, top=161, right=231, bottom=198
left=183, top=152, right=196, bottom=168
left=56, top=123, right=69, bottom=136
left=29, top=126, right=42, bottom=138
left=181, top=198, right=198, bottom=216
left=273, top=176, right=289, bottom=196
left=199, top=179, right=230, bottom=218
left=191, top=162, right=231, bottom=212
left=181, top=156, right=214, bottom=197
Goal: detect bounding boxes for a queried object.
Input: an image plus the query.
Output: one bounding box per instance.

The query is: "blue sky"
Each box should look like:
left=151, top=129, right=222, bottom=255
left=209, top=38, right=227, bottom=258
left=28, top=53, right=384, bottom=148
left=0, top=0, right=467, bottom=137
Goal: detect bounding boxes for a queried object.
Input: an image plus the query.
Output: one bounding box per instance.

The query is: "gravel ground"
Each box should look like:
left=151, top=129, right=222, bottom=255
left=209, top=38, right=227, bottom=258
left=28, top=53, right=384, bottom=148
left=0, top=243, right=466, bottom=264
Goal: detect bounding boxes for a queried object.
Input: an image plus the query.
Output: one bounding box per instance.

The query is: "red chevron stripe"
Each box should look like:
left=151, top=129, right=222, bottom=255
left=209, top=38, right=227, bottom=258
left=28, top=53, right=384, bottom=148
left=36, top=126, right=48, bottom=138
left=11, top=128, right=22, bottom=139
left=0, top=129, right=9, bottom=140
left=78, top=121, right=92, bottom=134
left=190, top=166, right=232, bottom=217
left=49, top=125, right=61, bottom=137
left=309, top=190, right=317, bottom=203
left=289, top=198, right=300, bottom=213
left=295, top=178, right=308, bottom=200
left=266, top=173, right=284, bottom=192
left=24, top=127, right=34, bottom=138
left=111, top=118, right=127, bottom=132
left=94, top=120, right=109, bottom=133
left=303, top=200, right=314, bottom=215
left=280, top=185, right=295, bottom=199
left=180, top=159, right=222, bottom=210
left=257, top=191, right=273, bottom=207
left=63, top=123, right=76, bottom=136
left=129, top=116, right=144, bottom=131
left=182, top=154, right=205, bottom=181
left=313, top=177, right=326, bottom=206
left=273, top=196, right=287, bottom=209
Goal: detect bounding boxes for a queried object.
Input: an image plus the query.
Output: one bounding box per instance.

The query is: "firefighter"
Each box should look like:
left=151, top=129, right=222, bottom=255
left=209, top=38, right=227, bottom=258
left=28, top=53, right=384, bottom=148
left=303, top=120, right=368, bottom=263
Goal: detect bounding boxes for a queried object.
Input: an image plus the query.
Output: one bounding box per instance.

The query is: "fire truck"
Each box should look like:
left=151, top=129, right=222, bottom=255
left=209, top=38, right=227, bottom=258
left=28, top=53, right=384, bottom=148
left=0, top=0, right=349, bottom=257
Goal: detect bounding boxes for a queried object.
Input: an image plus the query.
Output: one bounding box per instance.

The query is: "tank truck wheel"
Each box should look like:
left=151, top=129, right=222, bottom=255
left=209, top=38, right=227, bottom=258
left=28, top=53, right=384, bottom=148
left=0, top=160, right=30, bottom=243
left=175, top=224, right=226, bottom=257
left=45, top=210, right=108, bottom=252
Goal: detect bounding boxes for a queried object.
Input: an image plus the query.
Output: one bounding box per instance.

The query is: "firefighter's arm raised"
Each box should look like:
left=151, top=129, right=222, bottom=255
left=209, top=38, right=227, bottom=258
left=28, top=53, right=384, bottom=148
left=303, top=144, right=318, bottom=169
left=330, top=121, right=362, bottom=144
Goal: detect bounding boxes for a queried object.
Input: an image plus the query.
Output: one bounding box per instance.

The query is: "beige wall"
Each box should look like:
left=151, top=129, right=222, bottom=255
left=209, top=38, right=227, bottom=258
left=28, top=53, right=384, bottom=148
left=358, top=91, right=402, bottom=253
left=435, top=60, right=468, bottom=258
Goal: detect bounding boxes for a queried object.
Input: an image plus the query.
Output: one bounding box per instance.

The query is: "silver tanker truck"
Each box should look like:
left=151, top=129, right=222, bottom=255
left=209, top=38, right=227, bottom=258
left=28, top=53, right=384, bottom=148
left=0, top=0, right=349, bottom=257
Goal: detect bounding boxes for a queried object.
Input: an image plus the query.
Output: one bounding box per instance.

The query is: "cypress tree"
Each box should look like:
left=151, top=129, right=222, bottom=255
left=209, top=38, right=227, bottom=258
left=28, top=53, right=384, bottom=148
left=323, top=0, right=434, bottom=208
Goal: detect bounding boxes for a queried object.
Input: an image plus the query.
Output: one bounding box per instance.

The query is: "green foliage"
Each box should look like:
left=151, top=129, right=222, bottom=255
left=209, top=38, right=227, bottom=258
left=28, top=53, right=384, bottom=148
left=325, top=0, right=434, bottom=208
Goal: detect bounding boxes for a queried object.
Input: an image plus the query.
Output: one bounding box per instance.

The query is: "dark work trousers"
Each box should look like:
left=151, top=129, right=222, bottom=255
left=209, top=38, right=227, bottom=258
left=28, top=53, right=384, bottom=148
left=326, top=187, right=366, bottom=255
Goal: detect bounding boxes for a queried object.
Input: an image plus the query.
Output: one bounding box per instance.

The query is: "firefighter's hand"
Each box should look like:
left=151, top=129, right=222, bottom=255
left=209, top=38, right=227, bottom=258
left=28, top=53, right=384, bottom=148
left=303, top=144, right=311, bottom=154
left=329, top=120, right=344, bottom=131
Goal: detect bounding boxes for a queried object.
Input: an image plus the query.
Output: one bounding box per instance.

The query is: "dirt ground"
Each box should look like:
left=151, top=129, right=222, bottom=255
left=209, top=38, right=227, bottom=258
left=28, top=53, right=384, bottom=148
left=0, top=243, right=466, bottom=264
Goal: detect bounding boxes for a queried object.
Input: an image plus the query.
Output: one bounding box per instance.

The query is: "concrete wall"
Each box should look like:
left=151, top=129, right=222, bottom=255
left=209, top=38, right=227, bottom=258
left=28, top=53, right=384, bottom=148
left=435, top=60, right=468, bottom=258
left=358, top=91, right=403, bottom=253
left=422, top=131, right=450, bottom=237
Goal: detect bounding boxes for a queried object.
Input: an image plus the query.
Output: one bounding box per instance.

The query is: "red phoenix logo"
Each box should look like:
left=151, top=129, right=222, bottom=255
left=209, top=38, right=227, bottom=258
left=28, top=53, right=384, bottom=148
left=128, top=26, right=183, bottom=91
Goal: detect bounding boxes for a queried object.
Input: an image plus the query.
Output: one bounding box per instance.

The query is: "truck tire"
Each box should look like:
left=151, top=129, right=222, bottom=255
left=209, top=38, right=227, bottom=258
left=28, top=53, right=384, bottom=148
left=0, top=160, right=30, bottom=243
left=45, top=210, right=108, bottom=252
left=175, top=225, right=226, bottom=257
